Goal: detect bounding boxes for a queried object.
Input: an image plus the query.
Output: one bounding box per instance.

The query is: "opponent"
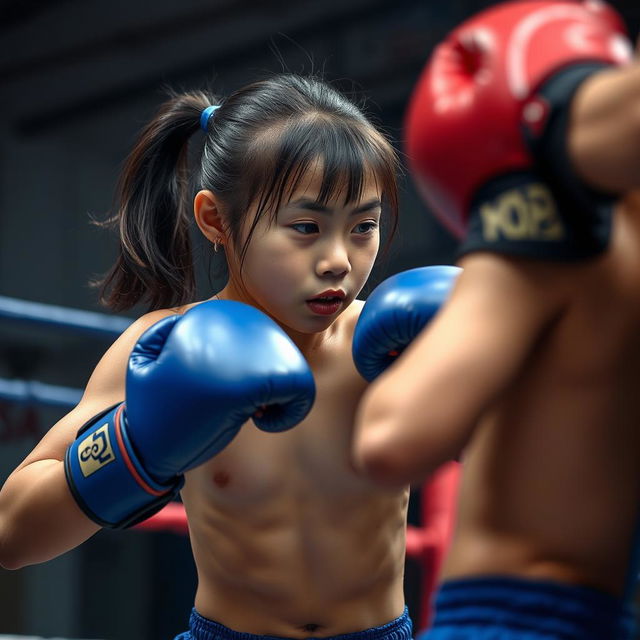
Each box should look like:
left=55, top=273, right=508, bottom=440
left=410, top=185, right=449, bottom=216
left=0, top=74, right=415, bottom=640
left=352, top=1, right=640, bottom=638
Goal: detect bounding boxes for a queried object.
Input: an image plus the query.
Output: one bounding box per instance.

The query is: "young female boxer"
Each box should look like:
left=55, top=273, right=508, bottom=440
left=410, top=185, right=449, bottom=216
left=0, top=73, right=416, bottom=640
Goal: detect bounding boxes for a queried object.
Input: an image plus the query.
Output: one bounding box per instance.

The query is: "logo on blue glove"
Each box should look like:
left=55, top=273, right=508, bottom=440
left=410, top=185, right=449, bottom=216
left=78, top=424, right=116, bottom=477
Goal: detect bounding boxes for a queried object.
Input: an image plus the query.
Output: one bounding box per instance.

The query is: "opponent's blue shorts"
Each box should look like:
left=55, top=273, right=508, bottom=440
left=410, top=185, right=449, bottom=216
left=417, top=576, right=636, bottom=640
left=174, top=606, right=413, bottom=640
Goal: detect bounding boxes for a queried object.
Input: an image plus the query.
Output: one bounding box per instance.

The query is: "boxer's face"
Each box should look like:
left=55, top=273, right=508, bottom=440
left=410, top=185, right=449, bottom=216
left=227, top=162, right=382, bottom=335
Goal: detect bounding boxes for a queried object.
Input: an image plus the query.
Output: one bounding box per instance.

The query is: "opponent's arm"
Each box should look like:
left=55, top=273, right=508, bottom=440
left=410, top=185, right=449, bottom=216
left=569, top=61, right=640, bottom=193
left=406, top=0, right=632, bottom=254
left=352, top=253, right=566, bottom=487
left=0, top=311, right=171, bottom=569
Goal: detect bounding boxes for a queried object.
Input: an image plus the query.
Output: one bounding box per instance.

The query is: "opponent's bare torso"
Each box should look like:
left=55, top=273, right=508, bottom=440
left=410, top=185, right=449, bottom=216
left=446, top=198, right=640, bottom=595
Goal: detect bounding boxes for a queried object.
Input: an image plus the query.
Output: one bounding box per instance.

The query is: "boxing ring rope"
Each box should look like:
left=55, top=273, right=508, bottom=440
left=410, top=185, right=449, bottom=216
left=0, top=295, right=132, bottom=338
left=0, top=378, right=82, bottom=409
left=0, top=295, right=132, bottom=408
left=0, top=294, right=459, bottom=631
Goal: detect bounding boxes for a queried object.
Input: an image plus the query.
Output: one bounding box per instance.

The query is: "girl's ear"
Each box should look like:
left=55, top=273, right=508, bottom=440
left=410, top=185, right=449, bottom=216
left=194, top=190, right=227, bottom=246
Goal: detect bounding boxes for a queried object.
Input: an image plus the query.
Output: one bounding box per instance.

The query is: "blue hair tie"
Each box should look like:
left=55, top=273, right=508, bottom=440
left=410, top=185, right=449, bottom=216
left=200, top=105, right=220, bottom=132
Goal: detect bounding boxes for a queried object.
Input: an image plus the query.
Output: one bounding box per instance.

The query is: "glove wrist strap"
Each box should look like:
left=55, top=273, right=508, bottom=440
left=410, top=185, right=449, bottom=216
left=65, top=403, right=183, bottom=529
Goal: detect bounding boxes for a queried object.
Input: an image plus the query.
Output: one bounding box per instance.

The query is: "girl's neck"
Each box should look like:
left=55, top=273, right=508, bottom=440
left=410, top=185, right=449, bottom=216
left=211, top=284, right=332, bottom=356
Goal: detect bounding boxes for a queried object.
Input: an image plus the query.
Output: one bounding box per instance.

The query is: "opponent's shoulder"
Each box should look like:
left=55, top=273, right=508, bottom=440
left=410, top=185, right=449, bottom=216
left=569, top=61, right=640, bottom=193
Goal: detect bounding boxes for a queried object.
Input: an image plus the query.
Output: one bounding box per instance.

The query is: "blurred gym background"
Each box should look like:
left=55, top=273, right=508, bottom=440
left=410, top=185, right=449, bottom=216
left=1, top=1, right=639, bottom=637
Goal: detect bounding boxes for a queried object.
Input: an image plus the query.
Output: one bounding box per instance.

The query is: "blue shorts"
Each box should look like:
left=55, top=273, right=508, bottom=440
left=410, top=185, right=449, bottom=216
left=174, top=606, right=413, bottom=640
left=417, top=576, right=636, bottom=640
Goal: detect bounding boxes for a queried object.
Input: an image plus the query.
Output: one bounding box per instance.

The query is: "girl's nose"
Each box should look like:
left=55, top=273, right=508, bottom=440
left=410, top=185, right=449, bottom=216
left=316, top=241, right=351, bottom=278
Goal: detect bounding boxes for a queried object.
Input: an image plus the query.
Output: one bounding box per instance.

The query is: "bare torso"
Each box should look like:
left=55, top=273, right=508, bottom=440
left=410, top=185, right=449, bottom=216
left=182, top=303, right=409, bottom=636
left=445, top=196, right=640, bottom=595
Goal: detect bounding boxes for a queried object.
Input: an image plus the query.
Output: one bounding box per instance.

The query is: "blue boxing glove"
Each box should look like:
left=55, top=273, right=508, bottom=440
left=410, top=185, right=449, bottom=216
left=65, top=300, right=315, bottom=528
left=353, top=266, right=461, bottom=382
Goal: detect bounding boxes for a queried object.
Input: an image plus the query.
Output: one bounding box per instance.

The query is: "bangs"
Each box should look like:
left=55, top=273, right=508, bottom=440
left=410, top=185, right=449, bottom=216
left=243, top=113, right=398, bottom=226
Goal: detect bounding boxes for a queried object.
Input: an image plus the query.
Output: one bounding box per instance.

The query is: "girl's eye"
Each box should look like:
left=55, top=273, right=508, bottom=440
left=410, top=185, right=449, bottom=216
left=353, top=221, right=378, bottom=235
left=291, top=222, right=319, bottom=235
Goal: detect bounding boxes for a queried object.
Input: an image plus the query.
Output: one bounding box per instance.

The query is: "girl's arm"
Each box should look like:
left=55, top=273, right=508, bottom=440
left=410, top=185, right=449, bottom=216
left=0, top=311, right=171, bottom=569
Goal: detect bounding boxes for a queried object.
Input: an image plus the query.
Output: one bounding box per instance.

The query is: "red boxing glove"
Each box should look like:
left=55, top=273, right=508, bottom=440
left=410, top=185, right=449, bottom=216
left=406, top=0, right=632, bottom=260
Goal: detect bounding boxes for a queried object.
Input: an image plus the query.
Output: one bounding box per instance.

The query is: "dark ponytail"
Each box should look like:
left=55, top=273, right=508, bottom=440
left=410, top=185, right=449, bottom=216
left=98, top=90, right=215, bottom=311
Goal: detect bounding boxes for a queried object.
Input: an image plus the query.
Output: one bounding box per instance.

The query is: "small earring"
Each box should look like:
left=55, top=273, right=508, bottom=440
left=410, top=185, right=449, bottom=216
left=213, top=236, right=223, bottom=253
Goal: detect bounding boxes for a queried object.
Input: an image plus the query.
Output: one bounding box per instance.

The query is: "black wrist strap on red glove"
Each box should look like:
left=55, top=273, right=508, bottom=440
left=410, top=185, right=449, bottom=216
left=458, top=63, right=617, bottom=264
left=524, top=63, right=618, bottom=254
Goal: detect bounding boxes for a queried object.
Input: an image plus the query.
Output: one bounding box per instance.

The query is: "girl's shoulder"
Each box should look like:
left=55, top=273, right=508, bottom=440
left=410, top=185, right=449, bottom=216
left=84, top=305, right=183, bottom=392
left=121, top=308, right=182, bottom=344
left=90, top=307, right=178, bottom=378
left=336, top=298, right=365, bottom=342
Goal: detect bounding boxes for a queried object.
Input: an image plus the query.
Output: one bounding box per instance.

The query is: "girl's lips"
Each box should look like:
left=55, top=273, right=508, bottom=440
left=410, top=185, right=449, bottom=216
left=306, top=298, right=344, bottom=315
left=311, top=289, right=346, bottom=300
